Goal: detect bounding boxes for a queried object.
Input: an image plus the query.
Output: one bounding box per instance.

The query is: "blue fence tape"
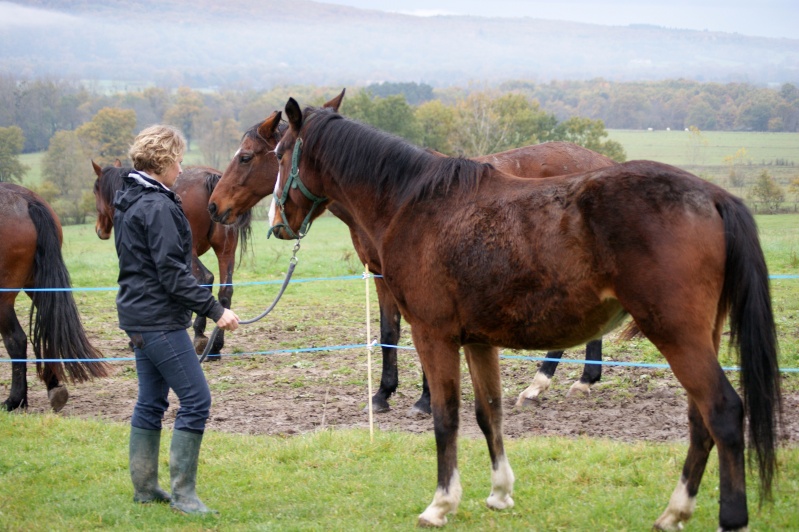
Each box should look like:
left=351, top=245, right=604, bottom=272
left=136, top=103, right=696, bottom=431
left=1, top=273, right=798, bottom=373
left=0, top=272, right=794, bottom=292
left=3, top=343, right=799, bottom=373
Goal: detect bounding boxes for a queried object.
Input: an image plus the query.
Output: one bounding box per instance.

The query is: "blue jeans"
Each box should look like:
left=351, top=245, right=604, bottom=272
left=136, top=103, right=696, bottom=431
left=127, top=329, right=211, bottom=434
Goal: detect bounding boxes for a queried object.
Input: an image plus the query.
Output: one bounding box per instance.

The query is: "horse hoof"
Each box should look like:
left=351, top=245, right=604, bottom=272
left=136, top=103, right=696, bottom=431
left=193, top=336, right=209, bottom=355
left=2, top=398, right=27, bottom=412
left=514, top=395, right=537, bottom=409
left=417, top=514, right=447, bottom=527
left=567, top=381, right=591, bottom=397
left=406, top=405, right=431, bottom=418
left=48, top=385, right=69, bottom=412
left=364, top=400, right=390, bottom=414
left=203, top=353, right=221, bottom=363
left=486, top=493, right=514, bottom=510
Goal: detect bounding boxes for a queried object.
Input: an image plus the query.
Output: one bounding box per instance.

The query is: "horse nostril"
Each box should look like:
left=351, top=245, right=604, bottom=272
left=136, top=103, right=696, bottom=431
left=208, top=202, right=217, bottom=215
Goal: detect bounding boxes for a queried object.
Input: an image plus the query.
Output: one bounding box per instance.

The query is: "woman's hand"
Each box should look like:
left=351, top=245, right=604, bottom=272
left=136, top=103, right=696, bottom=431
left=216, top=308, right=240, bottom=331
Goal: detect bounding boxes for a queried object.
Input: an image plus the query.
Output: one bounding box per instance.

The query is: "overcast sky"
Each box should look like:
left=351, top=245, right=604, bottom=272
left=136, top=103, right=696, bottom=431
left=320, top=0, right=797, bottom=40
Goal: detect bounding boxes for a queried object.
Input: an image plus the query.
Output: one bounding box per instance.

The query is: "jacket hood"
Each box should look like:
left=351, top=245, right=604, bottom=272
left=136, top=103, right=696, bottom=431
left=114, top=171, right=178, bottom=212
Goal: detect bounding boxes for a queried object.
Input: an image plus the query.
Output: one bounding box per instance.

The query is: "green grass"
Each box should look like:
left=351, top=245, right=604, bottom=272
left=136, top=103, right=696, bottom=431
left=607, top=130, right=799, bottom=168
left=3, top=202, right=799, bottom=530
left=1, top=414, right=798, bottom=530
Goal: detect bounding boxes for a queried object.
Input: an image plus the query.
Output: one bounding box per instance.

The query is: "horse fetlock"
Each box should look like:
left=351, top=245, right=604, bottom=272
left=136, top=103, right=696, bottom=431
left=48, top=385, right=69, bottom=412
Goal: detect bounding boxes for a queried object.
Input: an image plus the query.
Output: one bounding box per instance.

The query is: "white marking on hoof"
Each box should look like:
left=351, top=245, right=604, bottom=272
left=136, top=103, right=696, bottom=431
left=567, top=381, right=591, bottom=397
left=515, top=372, right=551, bottom=407
left=418, top=470, right=461, bottom=527
left=48, top=385, right=69, bottom=412
left=486, top=454, right=515, bottom=510
left=654, top=478, right=696, bottom=531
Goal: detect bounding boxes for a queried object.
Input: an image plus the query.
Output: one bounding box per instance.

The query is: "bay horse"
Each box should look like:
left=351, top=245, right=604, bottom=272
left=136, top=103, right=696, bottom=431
left=0, top=183, right=110, bottom=411
left=268, top=98, right=782, bottom=530
left=208, top=94, right=617, bottom=415
left=92, top=161, right=252, bottom=357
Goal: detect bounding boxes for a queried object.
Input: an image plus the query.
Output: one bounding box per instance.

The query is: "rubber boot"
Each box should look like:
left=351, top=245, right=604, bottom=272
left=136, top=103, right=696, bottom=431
left=169, top=429, right=217, bottom=514
left=129, top=427, right=171, bottom=503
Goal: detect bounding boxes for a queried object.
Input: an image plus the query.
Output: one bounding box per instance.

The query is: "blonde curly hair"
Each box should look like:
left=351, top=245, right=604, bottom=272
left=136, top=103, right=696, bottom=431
left=128, top=125, right=186, bottom=175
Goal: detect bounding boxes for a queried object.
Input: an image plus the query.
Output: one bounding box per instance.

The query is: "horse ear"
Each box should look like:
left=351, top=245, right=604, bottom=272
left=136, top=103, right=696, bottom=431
left=323, top=88, right=346, bottom=112
left=92, top=160, right=103, bottom=178
left=114, top=159, right=122, bottom=167
left=257, top=110, right=282, bottom=138
left=285, top=98, right=303, bottom=132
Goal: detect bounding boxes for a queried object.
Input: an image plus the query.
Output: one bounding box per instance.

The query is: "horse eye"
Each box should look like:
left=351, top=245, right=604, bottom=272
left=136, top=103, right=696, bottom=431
left=240, top=154, right=253, bottom=164
left=276, top=151, right=284, bottom=162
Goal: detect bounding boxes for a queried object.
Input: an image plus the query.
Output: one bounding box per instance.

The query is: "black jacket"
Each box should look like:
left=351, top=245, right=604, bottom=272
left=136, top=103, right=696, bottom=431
left=113, top=171, right=224, bottom=331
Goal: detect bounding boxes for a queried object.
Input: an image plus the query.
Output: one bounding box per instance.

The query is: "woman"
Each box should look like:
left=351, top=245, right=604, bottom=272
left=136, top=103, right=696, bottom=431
left=114, top=125, right=239, bottom=514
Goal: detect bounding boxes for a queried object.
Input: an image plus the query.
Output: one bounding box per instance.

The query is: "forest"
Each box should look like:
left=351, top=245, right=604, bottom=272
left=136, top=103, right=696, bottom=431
left=1, top=75, right=798, bottom=224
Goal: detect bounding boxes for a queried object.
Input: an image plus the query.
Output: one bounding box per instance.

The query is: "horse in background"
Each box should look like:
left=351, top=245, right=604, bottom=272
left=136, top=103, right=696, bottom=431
left=92, top=161, right=252, bottom=358
left=208, top=91, right=618, bottom=415
left=268, top=98, right=781, bottom=530
left=0, top=183, right=110, bottom=411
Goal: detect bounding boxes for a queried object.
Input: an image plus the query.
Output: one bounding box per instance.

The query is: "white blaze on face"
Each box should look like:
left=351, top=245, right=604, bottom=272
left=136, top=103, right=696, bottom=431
left=268, top=142, right=282, bottom=227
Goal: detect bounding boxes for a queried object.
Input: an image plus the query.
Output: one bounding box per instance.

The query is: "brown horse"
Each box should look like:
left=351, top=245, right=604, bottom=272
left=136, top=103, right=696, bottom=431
left=0, top=183, right=110, bottom=411
left=208, top=95, right=617, bottom=415
left=92, top=161, right=252, bottom=357
left=268, top=98, right=782, bottom=530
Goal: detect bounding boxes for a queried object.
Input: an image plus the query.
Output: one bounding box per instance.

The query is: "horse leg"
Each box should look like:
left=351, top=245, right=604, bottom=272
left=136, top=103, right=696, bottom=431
left=190, top=257, right=215, bottom=359
left=567, top=338, right=603, bottom=396
left=654, top=398, right=714, bottom=531
left=413, top=331, right=463, bottom=527
left=212, top=252, right=235, bottom=356
left=464, top=343, right=515, bottom=511
left=369, top=278, right=400, bottom=413
left=515, top=350, right=563, bottom=407
left=0, top=304, right=29, bottom=411
left=656, top=345, right=747, bottom=531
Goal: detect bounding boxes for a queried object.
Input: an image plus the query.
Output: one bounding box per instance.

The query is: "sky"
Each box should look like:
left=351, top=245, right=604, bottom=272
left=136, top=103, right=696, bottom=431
left=320, top=0, right=798, bottom=40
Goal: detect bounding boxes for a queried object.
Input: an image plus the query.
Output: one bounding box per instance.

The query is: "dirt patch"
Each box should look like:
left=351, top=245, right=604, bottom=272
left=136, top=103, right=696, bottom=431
left=6, top=329, right=798, bottom=446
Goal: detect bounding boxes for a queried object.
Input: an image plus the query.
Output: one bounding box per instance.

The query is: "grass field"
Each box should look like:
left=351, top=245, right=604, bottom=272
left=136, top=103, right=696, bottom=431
left=3, top=164, right=799, bottom=529
left=1, top=414, right=797, bottom=530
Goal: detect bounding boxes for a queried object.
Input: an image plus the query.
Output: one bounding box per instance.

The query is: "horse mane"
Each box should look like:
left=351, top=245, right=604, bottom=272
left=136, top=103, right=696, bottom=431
left=301, top=107, right=489, bottom=206
left=98, top=165, right=130, bottom=203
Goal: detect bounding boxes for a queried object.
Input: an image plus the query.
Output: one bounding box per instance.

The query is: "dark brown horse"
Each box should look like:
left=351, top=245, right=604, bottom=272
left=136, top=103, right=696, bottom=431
left=0, top=183, right=110, bottom=411
left=92, top=161, right=252, bottom=357
left=208, top=96, right=617, bottom=415
left=268, top=98, right=782, bottom=530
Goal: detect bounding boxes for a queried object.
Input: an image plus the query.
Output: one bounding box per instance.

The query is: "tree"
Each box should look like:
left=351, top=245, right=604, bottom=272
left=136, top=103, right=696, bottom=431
left=42, top=130, right=94, bottom=224
left=552, top=116, right=627, bottom=162
left=451, top=92, right=556, bottom=157
left=0, top=126, right=29, bottom=183
left=749, top=170, right=784, bottom=214
left=685, top=126, right=708, bottom=166
left=76, top=107, right=137, bottom=165
left=415, top=100, right=457, bottom=154
left=163, top=87, right=204, bottom=147
left=341, top=91, right=421, bottom=144
left=197, top=115, right=241, bottom=170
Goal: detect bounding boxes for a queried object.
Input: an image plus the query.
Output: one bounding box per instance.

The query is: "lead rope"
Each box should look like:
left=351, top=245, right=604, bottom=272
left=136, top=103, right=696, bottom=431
left=198, top=241, right=301, bottom=363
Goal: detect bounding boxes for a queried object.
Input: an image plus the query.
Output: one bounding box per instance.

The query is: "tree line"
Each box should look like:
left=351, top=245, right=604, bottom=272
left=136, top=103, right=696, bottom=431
left=2, top=75, right=798, bottom=224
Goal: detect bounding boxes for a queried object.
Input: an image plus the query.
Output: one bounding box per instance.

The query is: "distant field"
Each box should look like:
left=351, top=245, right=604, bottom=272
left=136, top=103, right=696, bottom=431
left=607, top=129, right=799, bottom=167
left=19, top=144, right=207, bottom=188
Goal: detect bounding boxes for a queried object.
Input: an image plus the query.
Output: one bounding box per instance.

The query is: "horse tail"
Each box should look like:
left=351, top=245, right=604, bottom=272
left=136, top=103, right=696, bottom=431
left=27, top=199, right=111, bottom=384
left=717, top=195, right=782, bottom=501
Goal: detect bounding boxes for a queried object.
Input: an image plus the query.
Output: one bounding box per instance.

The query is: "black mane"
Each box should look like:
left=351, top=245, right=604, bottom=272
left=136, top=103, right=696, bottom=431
left=97, top=165, right=130, bottom=203
left=301, top=107, right=489, bottom=206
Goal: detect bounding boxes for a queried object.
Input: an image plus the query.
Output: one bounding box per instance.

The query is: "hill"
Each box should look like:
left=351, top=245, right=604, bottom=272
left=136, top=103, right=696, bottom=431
left=1, top=0, right=797, bottom=88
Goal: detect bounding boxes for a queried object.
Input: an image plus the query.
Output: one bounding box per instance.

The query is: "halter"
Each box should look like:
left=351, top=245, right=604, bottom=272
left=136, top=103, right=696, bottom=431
left=267, top=137, right=328, bottom=240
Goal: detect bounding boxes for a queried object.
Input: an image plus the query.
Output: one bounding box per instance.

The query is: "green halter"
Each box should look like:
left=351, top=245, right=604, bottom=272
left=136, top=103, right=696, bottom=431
left=268, top=137, right=327, bottom=240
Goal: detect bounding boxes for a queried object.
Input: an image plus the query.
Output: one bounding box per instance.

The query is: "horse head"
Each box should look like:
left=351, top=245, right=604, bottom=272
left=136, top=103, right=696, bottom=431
left=267, top=96, right=336, bottom=241
left=92, top=159, right=123, bottom=240
left=209, top=89, right=346, bottom=228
